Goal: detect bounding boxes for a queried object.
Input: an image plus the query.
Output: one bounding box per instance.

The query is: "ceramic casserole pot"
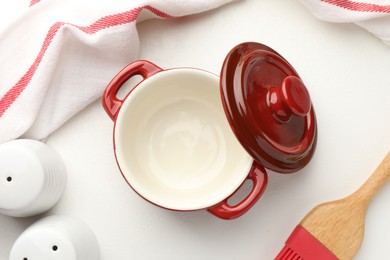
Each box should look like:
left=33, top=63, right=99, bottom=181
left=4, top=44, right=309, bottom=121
left=102, top=42, right=317, bottom=219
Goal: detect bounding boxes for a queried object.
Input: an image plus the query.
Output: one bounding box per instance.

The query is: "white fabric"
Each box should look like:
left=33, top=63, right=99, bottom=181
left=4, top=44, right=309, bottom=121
left=0, top=0, right=235, bottom=144
left=300, top=0, right=390, bottom=46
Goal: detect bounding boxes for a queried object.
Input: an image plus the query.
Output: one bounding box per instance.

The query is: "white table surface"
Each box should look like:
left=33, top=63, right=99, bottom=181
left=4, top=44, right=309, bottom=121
left=1, top=0, right=390, bottom=259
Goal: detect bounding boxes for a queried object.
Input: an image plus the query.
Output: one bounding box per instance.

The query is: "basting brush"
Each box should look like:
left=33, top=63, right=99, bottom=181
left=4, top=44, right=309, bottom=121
left=275, top=151, right=390, bottom=260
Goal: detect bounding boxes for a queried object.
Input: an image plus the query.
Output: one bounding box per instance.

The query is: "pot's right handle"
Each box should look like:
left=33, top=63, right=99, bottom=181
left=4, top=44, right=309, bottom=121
left=102, top=60, right=162, bottom=120
left=208, top=161, right=268, bottom=220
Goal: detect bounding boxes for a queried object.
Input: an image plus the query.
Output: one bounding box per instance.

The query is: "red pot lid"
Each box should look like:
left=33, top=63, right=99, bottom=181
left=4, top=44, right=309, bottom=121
left=220, top=42, right=317, bottom=173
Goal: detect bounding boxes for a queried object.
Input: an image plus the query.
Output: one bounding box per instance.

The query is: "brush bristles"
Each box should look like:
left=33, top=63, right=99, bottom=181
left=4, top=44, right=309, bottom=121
left=276, top=246, right=303, bottom=260
left=275, top=225, right=338, bottom=260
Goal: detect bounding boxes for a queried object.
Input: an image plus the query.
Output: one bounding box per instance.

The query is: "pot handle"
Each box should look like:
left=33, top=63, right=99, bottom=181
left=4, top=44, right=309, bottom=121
left=208, top=161, right=268, bottom=220
left=102, top=60, right=163, bottom=120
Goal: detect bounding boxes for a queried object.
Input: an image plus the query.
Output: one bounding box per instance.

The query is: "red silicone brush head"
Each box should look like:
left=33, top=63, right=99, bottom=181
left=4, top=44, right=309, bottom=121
left=275, top=225, right=338, bottom=260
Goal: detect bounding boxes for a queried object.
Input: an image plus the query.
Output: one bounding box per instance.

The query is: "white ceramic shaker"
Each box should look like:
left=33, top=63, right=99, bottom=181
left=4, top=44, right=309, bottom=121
left=9, top=215, right=100, bottom=260
left=0, top=139, right=66, bottom=217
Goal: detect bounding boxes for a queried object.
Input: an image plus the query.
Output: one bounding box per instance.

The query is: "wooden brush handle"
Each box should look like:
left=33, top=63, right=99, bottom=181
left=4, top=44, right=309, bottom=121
left=299, top=152, right=390, bottom=259
left=352, top=151, right=390, bottom=208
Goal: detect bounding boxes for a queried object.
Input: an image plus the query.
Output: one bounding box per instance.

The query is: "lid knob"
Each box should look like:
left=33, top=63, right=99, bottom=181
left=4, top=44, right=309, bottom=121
left=268, top=76, right=311, bottom=122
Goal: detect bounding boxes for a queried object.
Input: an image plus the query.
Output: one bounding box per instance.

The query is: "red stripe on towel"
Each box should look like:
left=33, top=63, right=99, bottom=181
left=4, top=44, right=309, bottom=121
left=30, top=0, right=41, bottom=7
left=322, top=0, right=390, bottom=13
left=0, top=5, right=173, bottom=117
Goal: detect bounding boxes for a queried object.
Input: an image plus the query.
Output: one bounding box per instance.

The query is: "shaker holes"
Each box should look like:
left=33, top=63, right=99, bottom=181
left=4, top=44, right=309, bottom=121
left=23, top=258, right=28, bottom=260
left=52, top=245, right=58, bottom=251
left=6, top=176, right=12, bottom=182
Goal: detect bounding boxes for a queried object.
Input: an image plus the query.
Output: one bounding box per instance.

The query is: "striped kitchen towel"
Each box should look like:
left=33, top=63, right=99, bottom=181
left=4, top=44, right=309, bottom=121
left=0, top=0, right=236, bottom=144
left=300, top=0, right=390, bottom=46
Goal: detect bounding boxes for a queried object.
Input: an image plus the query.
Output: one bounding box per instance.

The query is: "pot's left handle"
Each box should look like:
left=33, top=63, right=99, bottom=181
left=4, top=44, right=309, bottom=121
left=102, top=60, right=163, bottom=120
left=208, top=161, right=268, bottom=220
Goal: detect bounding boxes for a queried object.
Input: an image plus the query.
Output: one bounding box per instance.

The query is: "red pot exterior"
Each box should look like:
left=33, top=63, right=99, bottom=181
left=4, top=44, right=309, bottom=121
left=207, top=160, right=268, bottom=219
left=102, top=60, right=162, bottom=120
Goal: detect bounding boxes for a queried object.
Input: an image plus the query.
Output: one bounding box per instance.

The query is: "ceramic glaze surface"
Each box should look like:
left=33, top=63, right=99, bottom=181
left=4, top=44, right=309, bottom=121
left=9, top=216, right=100, bottom=260
left=10, top=229, right=77, bottom=260
left=114, top=69, right=253, bottom=211
left=220, top=42, right=317, bottom=173
left=0, top=145, right=44, bottom=210
left=0, top=139, right=66, bottom=217
left=136, top=98, right=230, bottom=190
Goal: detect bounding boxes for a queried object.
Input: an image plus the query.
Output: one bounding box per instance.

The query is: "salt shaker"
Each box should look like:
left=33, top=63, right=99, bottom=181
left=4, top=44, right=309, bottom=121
left=9, top=215, right=100, bottom=260
left=0, top=139, right=66, bottom=217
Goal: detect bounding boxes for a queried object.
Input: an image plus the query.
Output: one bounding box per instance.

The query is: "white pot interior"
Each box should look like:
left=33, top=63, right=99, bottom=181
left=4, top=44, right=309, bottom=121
left=115, top=69, right=252, bottom=211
